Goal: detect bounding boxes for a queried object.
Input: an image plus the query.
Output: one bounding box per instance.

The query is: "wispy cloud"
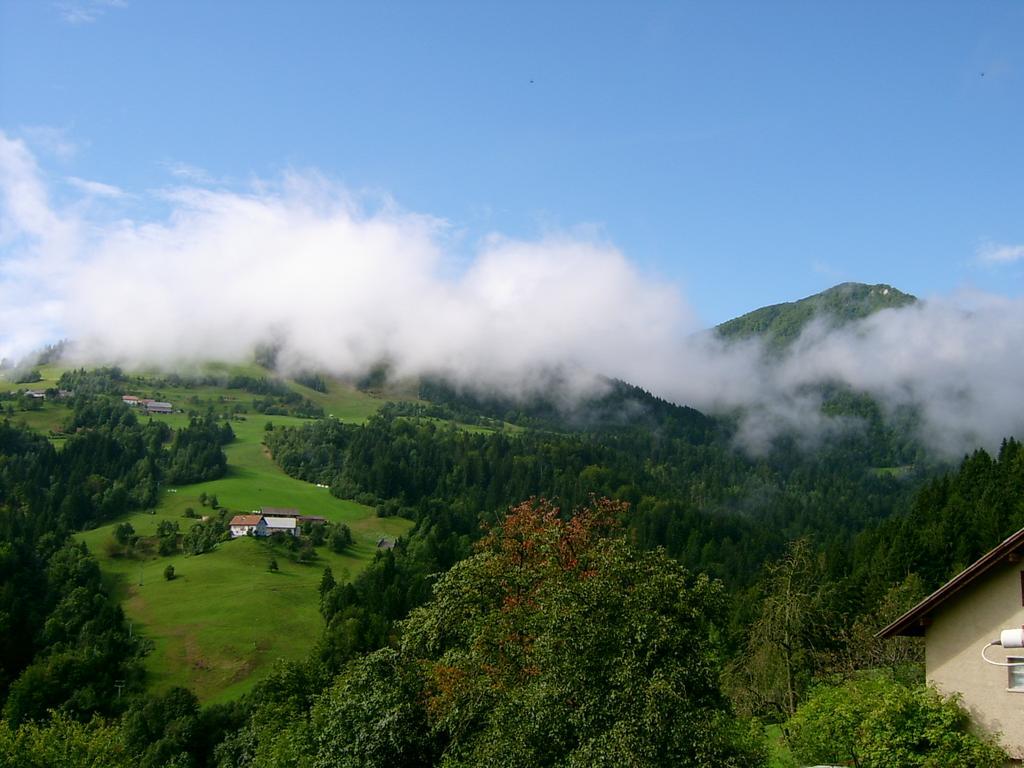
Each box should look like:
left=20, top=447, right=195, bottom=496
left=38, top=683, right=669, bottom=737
left=0, top=134, right=63, bottom=240
left=20, top=125, right=79, bottom=160
left=977, top=242, right=1024, bottom=264
left=66, top=176, right=127, bottom=198
left=160, top=160, right=216, bottom=185
left=54, top=0, right=127, bottom=25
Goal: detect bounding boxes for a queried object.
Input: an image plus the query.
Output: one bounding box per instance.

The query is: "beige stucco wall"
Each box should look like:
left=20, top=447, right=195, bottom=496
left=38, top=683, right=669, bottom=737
left=928, top=559, right=1024, bottom=758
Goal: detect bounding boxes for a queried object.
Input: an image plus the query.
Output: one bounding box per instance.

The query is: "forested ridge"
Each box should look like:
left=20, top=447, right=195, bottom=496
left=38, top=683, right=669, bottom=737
left=0, top=367, right=1021, bottom=766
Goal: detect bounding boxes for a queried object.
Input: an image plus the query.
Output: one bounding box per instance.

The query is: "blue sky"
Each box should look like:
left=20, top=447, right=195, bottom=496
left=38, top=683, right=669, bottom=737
left=1, top=0, right=1023, bottom=325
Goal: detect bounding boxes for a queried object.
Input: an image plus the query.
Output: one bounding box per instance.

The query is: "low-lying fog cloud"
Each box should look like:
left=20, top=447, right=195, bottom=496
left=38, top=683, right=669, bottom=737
left=2, top=132, right=1022, bottom=456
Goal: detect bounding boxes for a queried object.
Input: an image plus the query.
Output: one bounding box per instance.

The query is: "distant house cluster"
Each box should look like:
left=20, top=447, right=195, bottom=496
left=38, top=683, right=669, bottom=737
left=228, top=507, right=327, bottom=538
left=122, top=395, right=173, bottom=414
left=21, top=388, right=71, bottom=399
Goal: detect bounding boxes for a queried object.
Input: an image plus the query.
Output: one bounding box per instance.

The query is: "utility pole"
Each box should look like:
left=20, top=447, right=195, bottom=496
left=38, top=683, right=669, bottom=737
left=114, top=680, right=125, bottom=698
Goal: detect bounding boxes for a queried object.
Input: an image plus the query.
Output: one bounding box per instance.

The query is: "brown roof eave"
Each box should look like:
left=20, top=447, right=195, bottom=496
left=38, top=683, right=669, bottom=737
left=876, top=526, right=1024, bottom=640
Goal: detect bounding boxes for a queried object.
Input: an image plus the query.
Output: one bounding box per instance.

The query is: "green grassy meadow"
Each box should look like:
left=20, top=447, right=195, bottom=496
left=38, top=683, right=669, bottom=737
left=119, top=366, right=390, bottom=425
left=0, top=364, right=68, bottom=437
left=0, top=363, right=65, bottom=393
left=76, top=413, right=412, bottom=702
left=7, top=405, right=68, bottom=436
left=46, top=371, right=416, bottom=702
left=2, top=361, right=390, bottom=421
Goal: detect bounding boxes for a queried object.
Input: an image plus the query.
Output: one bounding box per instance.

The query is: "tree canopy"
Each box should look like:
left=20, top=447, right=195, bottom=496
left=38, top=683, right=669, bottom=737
left=309, top=498, right=765, bottom=767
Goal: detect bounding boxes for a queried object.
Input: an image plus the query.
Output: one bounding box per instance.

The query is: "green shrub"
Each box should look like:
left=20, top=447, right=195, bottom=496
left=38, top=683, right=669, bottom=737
left=787, top=674, right=1006, bottom=768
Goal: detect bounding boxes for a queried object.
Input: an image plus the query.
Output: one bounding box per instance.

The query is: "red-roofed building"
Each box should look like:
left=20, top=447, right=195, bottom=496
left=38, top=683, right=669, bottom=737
left=229, top=514, right=264, bottom=538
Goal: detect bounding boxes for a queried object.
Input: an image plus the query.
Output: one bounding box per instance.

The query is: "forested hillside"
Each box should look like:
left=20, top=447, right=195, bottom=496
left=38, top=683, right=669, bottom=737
left=225, top=397, right=1020, bottom=766
left=0, top=355, right=1019, bottom=766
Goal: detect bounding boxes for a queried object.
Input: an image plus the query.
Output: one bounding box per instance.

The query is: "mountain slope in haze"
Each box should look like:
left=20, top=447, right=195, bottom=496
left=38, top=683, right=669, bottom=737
left=418, top=375, right=716, bottom=444
left=715, top=282, right=917, bottom=351
left=413, top=283, right=922, bottom=463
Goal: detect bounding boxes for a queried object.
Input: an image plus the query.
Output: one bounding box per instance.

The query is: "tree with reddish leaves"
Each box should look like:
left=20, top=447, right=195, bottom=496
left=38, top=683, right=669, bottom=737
left=310, top=497, right=766, bottom=767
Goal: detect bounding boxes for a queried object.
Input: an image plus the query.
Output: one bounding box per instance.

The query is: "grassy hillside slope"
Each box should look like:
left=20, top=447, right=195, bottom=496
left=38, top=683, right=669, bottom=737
left=75, top=415, right=412, bottom=702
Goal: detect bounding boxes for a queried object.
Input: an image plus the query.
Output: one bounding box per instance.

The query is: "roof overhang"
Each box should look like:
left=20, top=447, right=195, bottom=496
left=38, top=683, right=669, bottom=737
left=877, top=526, right=1024, bottom=639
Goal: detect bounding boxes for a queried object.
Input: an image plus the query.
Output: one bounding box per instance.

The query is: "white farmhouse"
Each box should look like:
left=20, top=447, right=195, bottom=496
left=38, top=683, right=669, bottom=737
left=229, top=514, right=264, bottom=538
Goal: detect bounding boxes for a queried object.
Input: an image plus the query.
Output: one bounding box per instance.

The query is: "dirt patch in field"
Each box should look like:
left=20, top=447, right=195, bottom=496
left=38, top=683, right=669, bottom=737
left=229, top=657, right=257, bottom=684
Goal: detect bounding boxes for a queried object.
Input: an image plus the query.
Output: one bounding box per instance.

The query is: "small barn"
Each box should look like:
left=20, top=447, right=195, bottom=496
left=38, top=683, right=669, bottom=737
left=263, top=516, right=298, bottom=536
left=261, top=507, right=301, bottom=518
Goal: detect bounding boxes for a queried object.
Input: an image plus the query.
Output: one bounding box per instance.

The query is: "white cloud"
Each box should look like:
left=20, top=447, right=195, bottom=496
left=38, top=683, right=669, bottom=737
left=3, top=131, right=1024, bottom=457
left=0, top=134, right=64, bottom=241
left=160, top=161, right=216, bottom=185
left=739, top=299, right=1024, bottom=456
left=977, top=242, right=1024, bottom=264
left=0, top=134, right=83, bottom=363
left=66, top=176, right=127, bottom=198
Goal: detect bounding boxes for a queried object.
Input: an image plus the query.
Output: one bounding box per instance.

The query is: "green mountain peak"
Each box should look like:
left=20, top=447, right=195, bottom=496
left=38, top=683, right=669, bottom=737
left=715, top=282, right=917, bottom=350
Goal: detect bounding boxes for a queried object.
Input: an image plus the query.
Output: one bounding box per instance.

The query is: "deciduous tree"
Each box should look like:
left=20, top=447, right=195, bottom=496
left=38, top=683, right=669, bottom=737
left=311, top=498, right=765, bottom=767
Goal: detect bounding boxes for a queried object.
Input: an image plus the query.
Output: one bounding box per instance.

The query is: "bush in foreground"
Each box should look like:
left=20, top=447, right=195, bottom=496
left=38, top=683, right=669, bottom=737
left=786, top=673, right=1006, bottom=768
